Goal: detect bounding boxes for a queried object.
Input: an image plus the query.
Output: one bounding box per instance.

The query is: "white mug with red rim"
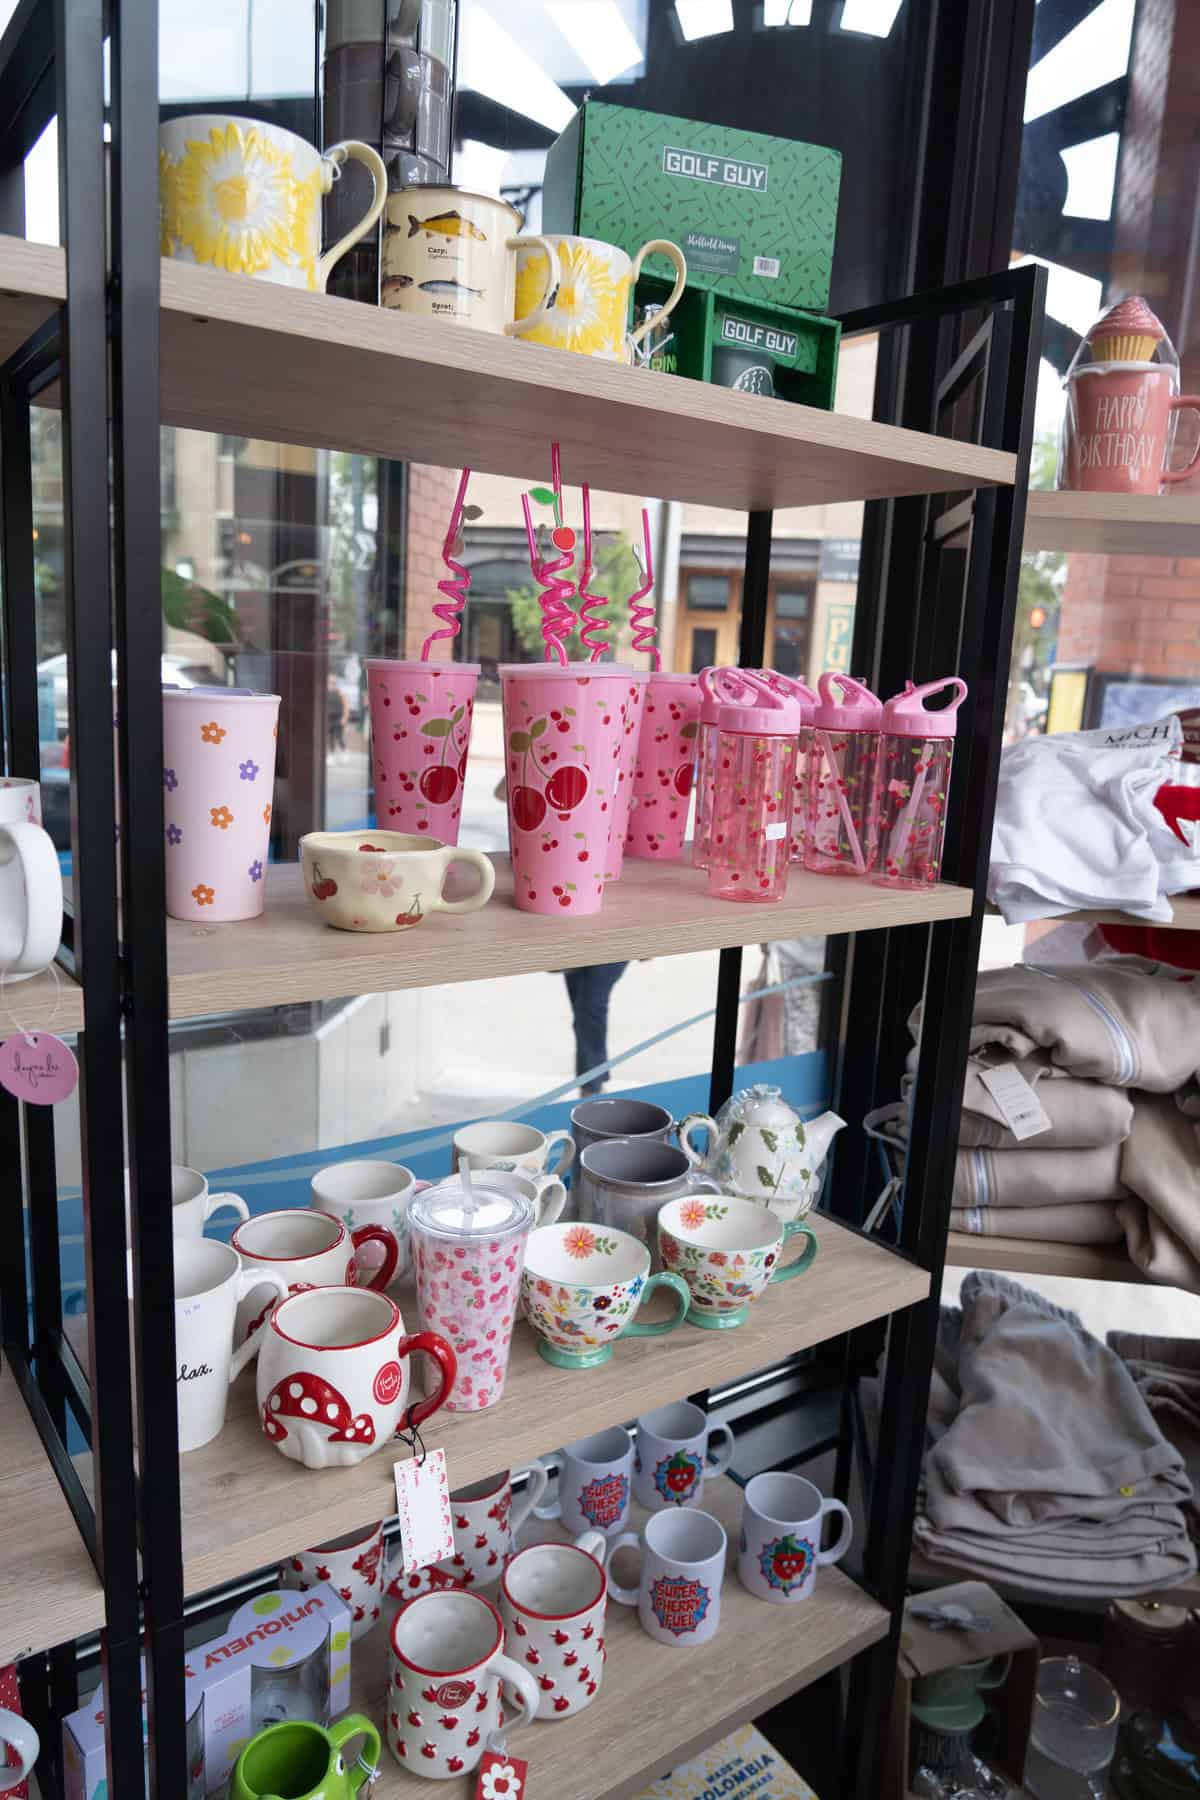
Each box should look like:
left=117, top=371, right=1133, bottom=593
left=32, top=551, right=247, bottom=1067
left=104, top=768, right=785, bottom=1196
left=387, top=1589, right=538, bottom=1778
left=281, top=1520, right=386, bottom=1639
left=231, top=1207, right=400, bottom=1342
left=256, top=1286, right=456, bottom=1470
left=387, top=1464, right=550, bottom=1604
left=499, top=1530, right=608, bottom=1720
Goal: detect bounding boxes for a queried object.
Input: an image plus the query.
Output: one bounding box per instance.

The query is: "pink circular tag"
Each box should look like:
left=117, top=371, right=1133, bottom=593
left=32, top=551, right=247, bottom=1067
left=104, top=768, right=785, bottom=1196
left=0, top=1032, right=79, bottom=1105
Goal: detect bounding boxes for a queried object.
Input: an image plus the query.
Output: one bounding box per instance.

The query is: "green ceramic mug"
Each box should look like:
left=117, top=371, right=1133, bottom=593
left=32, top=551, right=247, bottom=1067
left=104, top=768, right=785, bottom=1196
left=232, top=1716, right=381, bottom=1799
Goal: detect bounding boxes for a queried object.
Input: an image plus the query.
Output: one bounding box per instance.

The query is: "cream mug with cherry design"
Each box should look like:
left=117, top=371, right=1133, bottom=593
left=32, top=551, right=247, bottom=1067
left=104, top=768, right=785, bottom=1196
left=387, top=1589, right=538, bottom=1778
left=231, top=1208, right=400, bottom=1343
left=256, top=1286, right=455, bottom=1470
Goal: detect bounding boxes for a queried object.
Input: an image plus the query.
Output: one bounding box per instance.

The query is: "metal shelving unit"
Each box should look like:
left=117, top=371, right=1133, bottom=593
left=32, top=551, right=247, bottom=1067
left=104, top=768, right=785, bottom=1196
left=0, top=1, right=1043, bottom=1793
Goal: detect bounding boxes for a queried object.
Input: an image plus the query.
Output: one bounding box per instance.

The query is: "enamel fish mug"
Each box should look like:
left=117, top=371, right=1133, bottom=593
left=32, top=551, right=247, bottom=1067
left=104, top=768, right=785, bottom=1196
left=382, top=186, right=557, bottom=336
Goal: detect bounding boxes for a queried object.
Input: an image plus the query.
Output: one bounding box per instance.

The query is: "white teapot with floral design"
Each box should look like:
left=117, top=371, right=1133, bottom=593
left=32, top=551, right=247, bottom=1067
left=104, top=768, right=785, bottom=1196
left=679, top=1086, right=844, bottom=1221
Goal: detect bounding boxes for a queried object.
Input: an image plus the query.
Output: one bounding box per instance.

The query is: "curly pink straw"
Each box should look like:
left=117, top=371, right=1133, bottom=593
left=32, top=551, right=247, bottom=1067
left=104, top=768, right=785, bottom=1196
left=420, top=466, right=473, bottom=662
left=578, top=486, right=609, bottom=662
left=628, top=508, right=660, bottom=671
left=523, top=441, right=577, bottom=668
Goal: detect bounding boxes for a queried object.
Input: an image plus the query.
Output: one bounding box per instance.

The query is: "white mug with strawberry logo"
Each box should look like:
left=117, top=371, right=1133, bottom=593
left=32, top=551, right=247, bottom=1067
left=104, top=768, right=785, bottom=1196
left=499, top=1530, right=608, bottom=1720
left=256, top=1286, right=456, bottom=1469
left=367, top=658, right=480, bottom=847
left=386, top=1464, right=550, bottom=1602
left=632, top=1400, right=735, bottom=1513
left=300, top=829, right=494, bottom=933
left=533, top=1427, right=634, bottom=1537
left=231, top=1208, right=400, bottom=1343
left=281, top=1520, right=385, bottom=1640
left=608, top=1507, right=726, bottom=1648
left=387, top=1589, right=538, bottom=1778
left=737, top=1472, right=852, bottom=1605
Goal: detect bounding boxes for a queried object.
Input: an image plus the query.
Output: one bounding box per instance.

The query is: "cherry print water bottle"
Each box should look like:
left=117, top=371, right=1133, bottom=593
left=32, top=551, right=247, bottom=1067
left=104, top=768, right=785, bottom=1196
left=693, top=667, right=753, bottom=869
left=408, top=1183, right=533, bottom=1412
left=707, top=684, right=802, bottom=903
left=803, top=673, right=883, bottom=878
left=871, top=677, right=967, bottom=888
left=757, top=671, right=818, bottom=863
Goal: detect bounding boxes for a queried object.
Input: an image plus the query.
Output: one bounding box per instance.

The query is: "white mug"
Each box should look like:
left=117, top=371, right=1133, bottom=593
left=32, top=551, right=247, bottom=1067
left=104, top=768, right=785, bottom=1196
left=534, top=1427, right=634, bottom=1538
left=174, top=1237, right=288, bottom=1454
left=311, top=1158, right=424, bottom=1279
left=0, top=778, right=62, bottom=981
left=171, top=1164, right=250, bottom=1238
left=426, top=1167, right=565, bottom=1231
left=0, top=1707, right=37, bottom=1794
left=737, top=1472, right=852, bottom=1604
left=281, top=1520, right=385, bottom=1640
left=499, top=1531, right=608, bottom=1720
left=387, top=1589, right=539, bottom=1777
left=452, top=1120, right=575, bottom=1181
left=632, top=1400, right=734, bottom=1513
left=231, top=1207, right=401, bottom=1341
left=387, top=1464, right=550, bottom=1602
left=608, top=1507, right=726, bottom=1647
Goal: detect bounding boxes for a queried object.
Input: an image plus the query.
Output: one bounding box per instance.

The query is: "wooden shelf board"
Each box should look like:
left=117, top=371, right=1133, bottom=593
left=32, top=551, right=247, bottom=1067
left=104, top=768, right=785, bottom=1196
left=355, top=1475, right=888, bottom=1800
left=0, top=235, right=1015, bottom=509
left=946, top=1230, right=1147, bottom=1284
left=986, top=894, right=1200, bottom=933
left=169, top=1216, right=924, bottom=1603
left=0, top=1364, right=104, bottom=1661
left=1024, top=489, right=1200, bottom=557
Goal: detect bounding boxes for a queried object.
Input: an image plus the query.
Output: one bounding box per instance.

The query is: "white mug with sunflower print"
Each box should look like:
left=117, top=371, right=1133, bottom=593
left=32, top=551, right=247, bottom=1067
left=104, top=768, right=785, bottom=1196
left=513, top=234, right=687, bottom=363
left=159, top=115, right=387, bottom=292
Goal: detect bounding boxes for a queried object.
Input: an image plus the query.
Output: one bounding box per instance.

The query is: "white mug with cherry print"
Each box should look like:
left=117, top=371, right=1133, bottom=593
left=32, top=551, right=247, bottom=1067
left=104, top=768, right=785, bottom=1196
left=281, top=1520, right=385, bottom=1640
left=256, top=1286, right=456, bottom=1470
left=499, top=1530, right=608, bottom=1720
left=231, top=1208, right=400, bottom=1343
left=387, top=1464, right=550, bottom=1603
left=387, top=1589, right=539, bottom=1779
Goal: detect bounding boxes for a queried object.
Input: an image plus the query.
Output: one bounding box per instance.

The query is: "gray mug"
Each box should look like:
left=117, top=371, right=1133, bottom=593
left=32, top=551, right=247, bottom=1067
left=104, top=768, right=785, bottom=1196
left=571, top=1097, right=679, bottom=1163
left=576, top=1139, right=723, bottom=1265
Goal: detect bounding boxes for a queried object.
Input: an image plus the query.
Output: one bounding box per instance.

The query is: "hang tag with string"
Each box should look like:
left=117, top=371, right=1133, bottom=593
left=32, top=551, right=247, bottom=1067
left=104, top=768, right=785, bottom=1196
left=0, top=964, right=78, bottom=1105
left=476, top=1745, right=529, bottom=1800
left=393, top=1442, right=454, bottom=1574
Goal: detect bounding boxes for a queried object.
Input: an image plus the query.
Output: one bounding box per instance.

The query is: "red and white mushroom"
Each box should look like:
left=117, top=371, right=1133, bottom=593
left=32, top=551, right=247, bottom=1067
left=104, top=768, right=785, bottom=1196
left=262, top=1372, right=376, bottom=1447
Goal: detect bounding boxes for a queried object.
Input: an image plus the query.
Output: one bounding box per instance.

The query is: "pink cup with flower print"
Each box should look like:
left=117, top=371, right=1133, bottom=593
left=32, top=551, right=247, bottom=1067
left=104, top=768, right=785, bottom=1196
left=605, top=673, right=649, bottom=882
left=408, top=1181, right=534, bottom=1412
left=625, top=673, right=702, bottom=862
left=500, top=663, right=632, bottom=917
left=367, top=658, right=479, bottom=847
left=162, top=687, right=280, bottom=922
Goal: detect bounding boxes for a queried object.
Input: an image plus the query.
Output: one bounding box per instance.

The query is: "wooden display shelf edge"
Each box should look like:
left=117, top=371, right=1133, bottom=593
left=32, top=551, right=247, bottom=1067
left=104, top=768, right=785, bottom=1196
left=357, top=1476, right=888, bottom=1800
left=0, top=1363, right=105, bottom=1662
left=1024, top=489, right=1200, bottom=557
left=173, top=1218, right=927, bottom=1604
left=0, top=234, right=1016, bottom=510
left=946, top=1230, right=1148, bottom=1283
left=985, top=894, right=1200, bottom=932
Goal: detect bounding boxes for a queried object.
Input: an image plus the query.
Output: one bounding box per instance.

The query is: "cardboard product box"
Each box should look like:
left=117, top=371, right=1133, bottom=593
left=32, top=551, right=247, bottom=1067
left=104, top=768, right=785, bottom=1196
left=635, top=1722, right=819, bottom=1799
left=61, top=1583, right=353, bottom=1799
left=886, top=1580, right=1039, bottom=1800
left=543, top=101, right=842, bottom=315
left=636, top=274, right=840, bottom=409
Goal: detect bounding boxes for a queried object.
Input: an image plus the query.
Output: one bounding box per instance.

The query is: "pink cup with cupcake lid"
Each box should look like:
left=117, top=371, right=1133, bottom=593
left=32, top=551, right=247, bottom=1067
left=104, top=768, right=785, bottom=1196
left=625, top=673, right=703, bottom=862
left=367, top=658, right=479, bottom=847
left=1059, top=296, right=1200, bottom=495
left=408, top=1179, right=534, bottom=1411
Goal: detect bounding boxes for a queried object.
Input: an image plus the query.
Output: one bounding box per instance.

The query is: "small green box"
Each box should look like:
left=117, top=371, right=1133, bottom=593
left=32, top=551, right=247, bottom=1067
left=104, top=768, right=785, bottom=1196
left=638, top=276, right=841, bottom=410
left=543, top=100, right=842, bottom=314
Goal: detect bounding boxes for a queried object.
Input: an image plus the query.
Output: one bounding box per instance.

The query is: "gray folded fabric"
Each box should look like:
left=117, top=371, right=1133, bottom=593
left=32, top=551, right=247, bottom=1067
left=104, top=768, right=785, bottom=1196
left=953, top=1141, right=1127, bottom=1211
left=1110, top=1330, right=1200, bottom=1541
left=950, top=1201, right=1123, bottom=1244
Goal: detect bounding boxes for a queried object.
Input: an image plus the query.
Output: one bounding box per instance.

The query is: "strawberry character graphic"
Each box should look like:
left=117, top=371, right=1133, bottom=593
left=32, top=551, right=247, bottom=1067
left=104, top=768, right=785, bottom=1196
left=758, top=1531, right=815, bottom=1596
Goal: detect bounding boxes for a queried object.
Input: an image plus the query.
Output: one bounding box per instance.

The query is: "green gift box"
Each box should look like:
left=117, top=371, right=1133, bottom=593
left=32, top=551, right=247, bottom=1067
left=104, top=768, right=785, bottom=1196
left=637, top=275, right=840, bottom=410
left=543, top=100, right=842, bottom=314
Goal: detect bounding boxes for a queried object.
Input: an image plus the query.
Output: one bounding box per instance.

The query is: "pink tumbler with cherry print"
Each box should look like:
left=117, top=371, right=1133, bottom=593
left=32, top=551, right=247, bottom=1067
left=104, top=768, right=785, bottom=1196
left=870, top=677, right=967, bottom=888
left=803, top=674, right=882, bottom=878
left=408, top=1182, right=533, bottom=1412
left=367, top=658, right=479, bottom=847
left=707, top=683, right=801, bottom=903
left=625, top=672, right=703, bottom=862
left=604, top=671, right=650, bottom=882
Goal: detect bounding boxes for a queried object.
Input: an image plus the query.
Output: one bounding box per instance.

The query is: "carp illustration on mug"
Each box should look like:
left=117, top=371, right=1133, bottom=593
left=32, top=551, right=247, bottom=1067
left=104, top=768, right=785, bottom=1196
left=382, top=186, right=558, bottom=338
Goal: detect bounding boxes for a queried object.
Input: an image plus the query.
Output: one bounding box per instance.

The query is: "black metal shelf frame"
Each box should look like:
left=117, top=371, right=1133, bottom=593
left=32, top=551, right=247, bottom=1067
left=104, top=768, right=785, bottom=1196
left=0, top=0, right=1042, bottom=1790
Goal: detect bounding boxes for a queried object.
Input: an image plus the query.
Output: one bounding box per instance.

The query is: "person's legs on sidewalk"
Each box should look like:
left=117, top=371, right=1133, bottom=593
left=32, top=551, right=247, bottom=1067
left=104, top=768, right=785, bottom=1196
left=563, top=962, right=628, bottom=1094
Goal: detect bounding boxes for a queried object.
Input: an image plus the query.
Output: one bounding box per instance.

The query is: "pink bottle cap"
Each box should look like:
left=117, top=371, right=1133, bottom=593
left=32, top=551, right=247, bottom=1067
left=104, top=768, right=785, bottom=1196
left=699, top=666, right=752, bottom=725
left=812, top=672, right=883, bottom=731
left=881, top=677, right=968, bottom=738
left=761, top=671, right=818, bottom=724
left=714, top=670, right=802, bottom=735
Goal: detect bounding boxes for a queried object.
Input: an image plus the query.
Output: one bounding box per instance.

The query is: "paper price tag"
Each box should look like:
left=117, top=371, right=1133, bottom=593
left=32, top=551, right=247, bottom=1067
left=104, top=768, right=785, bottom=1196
left=475, top=1748, right=528, bottom=1800
left=394, top=1448, right=455, bottom=1574
left=978, top=1064, right=1052, bottom=1142
left=764, top=822, right=788, bottom=842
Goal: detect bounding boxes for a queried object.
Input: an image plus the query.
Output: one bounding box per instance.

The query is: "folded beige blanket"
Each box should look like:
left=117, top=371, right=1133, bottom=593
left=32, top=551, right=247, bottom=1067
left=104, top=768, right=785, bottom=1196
left=950, top=1202, right=1123, bottom=1244
left=953, top=1141, right=1127, bottom=1211
left=1115, top=1093, right=1200, bottom=1287
left=904, top=1047, right=1134, bottom=1149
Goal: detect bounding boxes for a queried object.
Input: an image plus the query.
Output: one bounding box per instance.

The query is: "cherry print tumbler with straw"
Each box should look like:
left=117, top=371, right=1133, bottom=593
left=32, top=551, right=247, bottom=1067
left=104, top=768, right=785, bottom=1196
left=870, top=677, right=967, bottom=888
left=708, top=680, right=801, bottom=902
left=408, top=1178, right=534, bottom=1412
left=625, top=672, right=704, bottom=861
left=367, top=659, right=479, bottom=847
left=501, top=663, right=633, bottom=915
left=803, top=673, right=883, bottom=878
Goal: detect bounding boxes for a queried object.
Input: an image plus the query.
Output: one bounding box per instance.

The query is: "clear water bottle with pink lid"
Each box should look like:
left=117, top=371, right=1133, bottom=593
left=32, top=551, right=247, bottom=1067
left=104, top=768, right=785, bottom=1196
left=693, top=667, right=755, bottom=869
left=870, top=677, right=967, bottom=888
left=708, top=681, right=803, bottom=903
left=803, top=673, right=883, bottom=877
left=758, top=671, right=818, bottom=863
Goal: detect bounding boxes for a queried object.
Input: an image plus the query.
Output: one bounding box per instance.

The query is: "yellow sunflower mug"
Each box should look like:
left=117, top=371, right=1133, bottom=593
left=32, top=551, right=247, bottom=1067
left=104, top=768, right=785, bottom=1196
left=513, top=234, right=687, bottom=364
left=159, top=115, right=386, bottom=293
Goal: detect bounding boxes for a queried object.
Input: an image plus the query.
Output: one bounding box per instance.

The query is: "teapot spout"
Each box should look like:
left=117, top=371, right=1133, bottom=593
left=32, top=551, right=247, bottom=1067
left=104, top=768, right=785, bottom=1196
left=805, top=1111, right=846, bottom=1169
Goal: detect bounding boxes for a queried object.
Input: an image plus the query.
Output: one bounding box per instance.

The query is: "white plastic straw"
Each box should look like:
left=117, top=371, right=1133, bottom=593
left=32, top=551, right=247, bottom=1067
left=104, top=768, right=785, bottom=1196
left=817, top=730, right=866, bottom=874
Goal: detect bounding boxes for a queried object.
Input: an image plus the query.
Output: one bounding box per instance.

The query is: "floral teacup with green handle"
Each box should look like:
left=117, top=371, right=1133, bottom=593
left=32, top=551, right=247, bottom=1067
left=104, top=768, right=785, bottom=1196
left=521, top=1222, right=690, bottom=1369
left=658, top=1194, right=819, bottom=1329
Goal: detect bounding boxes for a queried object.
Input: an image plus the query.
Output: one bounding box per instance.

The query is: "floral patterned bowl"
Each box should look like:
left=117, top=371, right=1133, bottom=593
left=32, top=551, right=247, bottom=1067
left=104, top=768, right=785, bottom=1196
left=657, top=1195, right=819, bottom=1330
left=299, top=830, right=494, bottom=932
left=520, top=1222, right=690, bottom=1370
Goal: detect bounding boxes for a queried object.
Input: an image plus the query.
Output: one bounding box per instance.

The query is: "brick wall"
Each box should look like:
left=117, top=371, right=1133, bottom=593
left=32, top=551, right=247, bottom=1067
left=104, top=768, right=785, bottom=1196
left=403, top=464, right=464, bottom=662
left=1058, top=551, right=1200, bottom=676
